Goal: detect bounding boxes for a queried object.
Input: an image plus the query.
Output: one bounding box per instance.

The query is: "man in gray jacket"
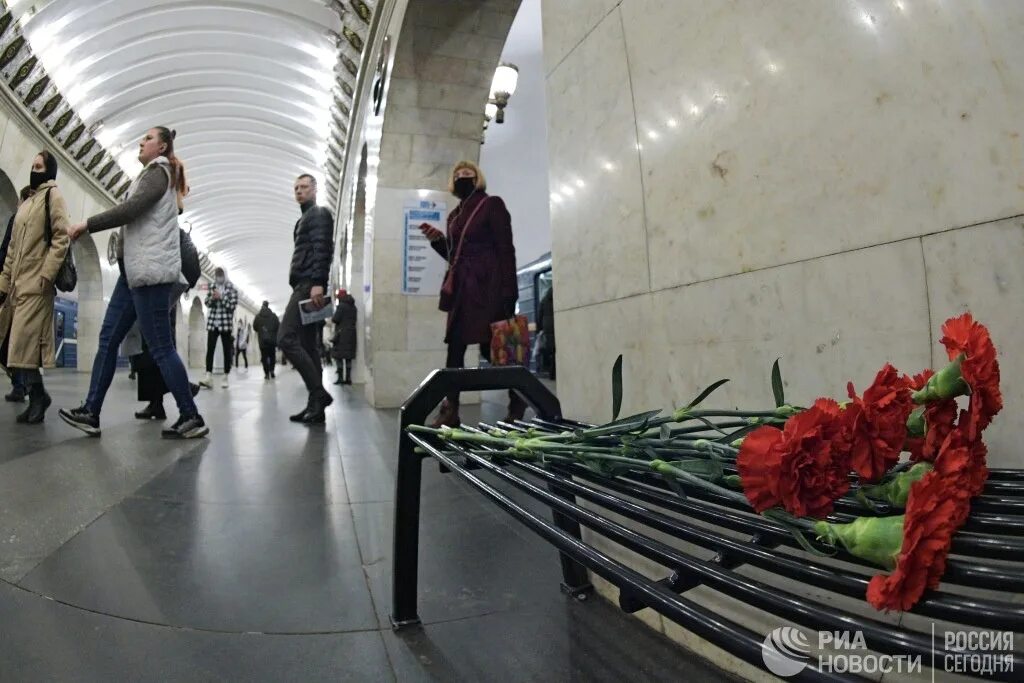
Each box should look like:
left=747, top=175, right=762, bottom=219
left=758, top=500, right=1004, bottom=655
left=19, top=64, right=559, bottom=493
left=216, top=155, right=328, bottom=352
left=279, top=174, right=334, bottom=424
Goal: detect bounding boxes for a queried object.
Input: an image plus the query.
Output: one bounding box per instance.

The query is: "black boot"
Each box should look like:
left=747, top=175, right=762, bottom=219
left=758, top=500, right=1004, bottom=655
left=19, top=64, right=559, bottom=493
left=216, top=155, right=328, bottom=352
left=301, top=388, right=334, bottom=425
left=17, top=385, right=51, bottom=424
left=503, top=392, right=528, bottom=424
left=135, top=401, right=167, bottom=420
left=5, top=386, right=26, bottom=403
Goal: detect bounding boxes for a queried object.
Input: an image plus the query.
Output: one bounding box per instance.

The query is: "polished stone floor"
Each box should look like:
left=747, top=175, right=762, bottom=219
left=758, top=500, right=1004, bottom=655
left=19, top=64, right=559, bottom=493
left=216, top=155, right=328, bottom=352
left=0, top=366, right=732, bottom=682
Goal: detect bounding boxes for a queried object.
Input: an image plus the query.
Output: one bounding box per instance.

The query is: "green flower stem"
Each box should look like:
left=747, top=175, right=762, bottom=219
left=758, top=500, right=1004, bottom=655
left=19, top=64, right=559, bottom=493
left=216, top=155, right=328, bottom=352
left=672, top=407, right=801, bottom=422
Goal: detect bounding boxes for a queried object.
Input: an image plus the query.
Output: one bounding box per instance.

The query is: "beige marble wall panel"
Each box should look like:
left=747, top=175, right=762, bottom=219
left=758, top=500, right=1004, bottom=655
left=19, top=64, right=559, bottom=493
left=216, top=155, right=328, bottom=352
left=557, top=240, right=931, bottom=424
left=619, top=0, right=1024, bottom=293
left=922, top=217, right=1024, bottom=468
left=370, top=293, right=408, bottom=353
left=546, top=10, right=650, bottom=311
left=368, top=350, right=449, bottom=408
left=541, top=0, right=621, bottom=75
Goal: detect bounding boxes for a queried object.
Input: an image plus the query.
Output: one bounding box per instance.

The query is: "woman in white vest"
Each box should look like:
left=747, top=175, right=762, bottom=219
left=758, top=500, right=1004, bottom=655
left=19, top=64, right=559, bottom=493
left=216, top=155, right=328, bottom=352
left=59, top=126, right=208, bottom=439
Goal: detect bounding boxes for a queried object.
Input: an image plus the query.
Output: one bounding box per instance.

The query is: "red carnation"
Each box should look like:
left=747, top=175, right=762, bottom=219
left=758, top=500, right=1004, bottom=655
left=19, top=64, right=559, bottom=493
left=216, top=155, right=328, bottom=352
left=866, top=469, right=963, bottom=611
left=844, top=364, right=915, bottom=482
left=939, top=314, right=1002, bottom=440
left=737, top=400, right=851, bottom=519
left=932, top=427, right=988, bottom=517
left=905, top=370, right=958, bottom=464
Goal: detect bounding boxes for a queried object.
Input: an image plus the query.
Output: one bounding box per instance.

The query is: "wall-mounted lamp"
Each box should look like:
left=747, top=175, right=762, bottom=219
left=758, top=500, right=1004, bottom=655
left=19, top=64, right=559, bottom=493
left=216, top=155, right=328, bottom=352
left=487, top=62, right=518, bottom=124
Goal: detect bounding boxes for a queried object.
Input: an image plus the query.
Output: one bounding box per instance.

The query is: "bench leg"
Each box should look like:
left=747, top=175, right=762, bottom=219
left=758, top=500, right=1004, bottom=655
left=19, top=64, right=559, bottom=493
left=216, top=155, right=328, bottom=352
left=391, top=436, right=424, bottom=630
left=547, top=480, right=594, bottom=598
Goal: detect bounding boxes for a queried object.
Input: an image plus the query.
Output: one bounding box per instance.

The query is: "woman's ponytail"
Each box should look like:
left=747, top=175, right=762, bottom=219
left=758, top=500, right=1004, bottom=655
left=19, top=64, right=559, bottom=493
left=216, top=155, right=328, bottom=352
left=155, top=126, right=188, bottom=200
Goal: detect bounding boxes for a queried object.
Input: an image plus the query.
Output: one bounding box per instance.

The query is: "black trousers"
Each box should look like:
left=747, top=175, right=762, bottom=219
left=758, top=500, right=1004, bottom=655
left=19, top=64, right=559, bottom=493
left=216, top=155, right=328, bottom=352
left=235, top=348, right=248, bottom=368
left=278, top=283, right=323, bottom=394
left=205, top=329, right=234, bottom=374
left=259, top=340, right=277, bottom=377
left=445, top=340, right=517, bottom=406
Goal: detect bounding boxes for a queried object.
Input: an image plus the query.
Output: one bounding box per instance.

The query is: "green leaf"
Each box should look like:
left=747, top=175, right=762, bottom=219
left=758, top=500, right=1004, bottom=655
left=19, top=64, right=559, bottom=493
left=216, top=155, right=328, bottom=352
left=668, top=459, right=722, bottom=479
left=611, top=354, right=624, bottom=421
left=684, top=378, right=730, bottom=410
left=716, top=423, right=760, bottom=444
left=771, top=359, right=785, bottom=408
left=660, top=424, right=671, bottom=441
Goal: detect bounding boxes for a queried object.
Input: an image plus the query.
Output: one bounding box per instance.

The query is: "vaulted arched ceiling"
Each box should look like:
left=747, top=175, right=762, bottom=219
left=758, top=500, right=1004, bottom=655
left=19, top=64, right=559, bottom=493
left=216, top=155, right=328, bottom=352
left=3, top=0, right=376, bottom=309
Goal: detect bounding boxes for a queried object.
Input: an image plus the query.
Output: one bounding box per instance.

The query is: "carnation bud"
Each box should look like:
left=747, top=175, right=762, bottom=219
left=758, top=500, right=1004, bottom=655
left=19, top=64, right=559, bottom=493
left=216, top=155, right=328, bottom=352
left=912, top=354, right=969, bottom=404
left=906, top=406, right=926, bottom=438
left=813, top=515, right=905, bottom=570
left=860, top=463, right=933, bottom=506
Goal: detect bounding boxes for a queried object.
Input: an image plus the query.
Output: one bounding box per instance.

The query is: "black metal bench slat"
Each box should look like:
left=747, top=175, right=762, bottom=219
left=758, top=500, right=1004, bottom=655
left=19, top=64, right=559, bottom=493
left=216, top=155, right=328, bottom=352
left=561, top=467, right=1024, bottom=593
left=433, top=438, right=961, bottom=666
left=406, top=433, right=859, bottom=683
left=393, top=368, right=1024, bottom=683
left=508, top=460, right=1024, bottom=632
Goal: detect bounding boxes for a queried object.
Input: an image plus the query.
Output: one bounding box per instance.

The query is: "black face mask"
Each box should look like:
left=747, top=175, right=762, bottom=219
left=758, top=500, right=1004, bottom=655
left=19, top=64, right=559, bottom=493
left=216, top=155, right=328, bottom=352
left=29, top=171, right=49, bottom=190
left=453, top=177, right=476, bottom=200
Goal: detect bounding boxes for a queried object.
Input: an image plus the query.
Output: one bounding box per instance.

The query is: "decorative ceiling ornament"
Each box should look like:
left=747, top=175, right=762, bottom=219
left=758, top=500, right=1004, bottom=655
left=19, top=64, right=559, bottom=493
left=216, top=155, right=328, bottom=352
left=8, top=53, right=35, bottom=88
left=349, top=0, right=372, bottom=24
left=38, top=91, right=61, bottom=119
left=0, top=11, right=13, bottom=40
left=50, top=108, right=74, bottom=135
left=22, top=73, right=49, bottom=105
left=85, top=150, right=104, bottom=172
left=73, top=137, right=94, bottom=160
left=342, top=26, right=363, bottom=52
left=105, top=170, right=123, bottom=190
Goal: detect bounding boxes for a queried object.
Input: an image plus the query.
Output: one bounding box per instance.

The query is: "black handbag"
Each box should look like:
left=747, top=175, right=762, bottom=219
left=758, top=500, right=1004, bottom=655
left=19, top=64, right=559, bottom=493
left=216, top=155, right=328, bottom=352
left=42, top=189, right=77, bottom=292
left=179, top=227, right=201, bottom=288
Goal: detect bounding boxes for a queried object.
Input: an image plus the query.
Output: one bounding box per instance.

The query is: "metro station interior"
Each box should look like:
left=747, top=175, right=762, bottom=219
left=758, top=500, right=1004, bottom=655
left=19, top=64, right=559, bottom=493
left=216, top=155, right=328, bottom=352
left=1, top=1, right=1022, bottom=681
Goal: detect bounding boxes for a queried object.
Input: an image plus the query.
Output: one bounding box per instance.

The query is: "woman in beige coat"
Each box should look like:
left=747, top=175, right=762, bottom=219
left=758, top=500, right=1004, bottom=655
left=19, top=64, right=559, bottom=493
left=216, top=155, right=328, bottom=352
left=0, top=151, right=70, bottom=423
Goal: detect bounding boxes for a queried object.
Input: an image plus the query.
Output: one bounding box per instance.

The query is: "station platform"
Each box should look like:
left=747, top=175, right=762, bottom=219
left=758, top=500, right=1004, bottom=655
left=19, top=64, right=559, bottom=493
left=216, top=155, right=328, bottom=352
left=0, top=367, right=731, bottom=682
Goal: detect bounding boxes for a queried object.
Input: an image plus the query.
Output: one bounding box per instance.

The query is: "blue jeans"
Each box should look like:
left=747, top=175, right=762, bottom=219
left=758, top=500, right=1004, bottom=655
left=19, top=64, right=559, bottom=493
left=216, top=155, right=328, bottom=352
left=85, top=275, right=198, bottom=418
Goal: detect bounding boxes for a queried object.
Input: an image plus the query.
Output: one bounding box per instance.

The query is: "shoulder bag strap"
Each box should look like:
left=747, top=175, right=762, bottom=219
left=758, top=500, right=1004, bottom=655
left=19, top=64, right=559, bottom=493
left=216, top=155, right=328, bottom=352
left=446, top=196, right=490, bottom=272
left=43, top=188, right=53, bottom=246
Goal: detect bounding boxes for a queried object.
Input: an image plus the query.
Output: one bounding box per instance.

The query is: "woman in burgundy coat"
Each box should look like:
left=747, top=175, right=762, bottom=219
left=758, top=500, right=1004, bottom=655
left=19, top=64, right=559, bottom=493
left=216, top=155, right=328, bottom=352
left=420, top=160, right=525, bottom=427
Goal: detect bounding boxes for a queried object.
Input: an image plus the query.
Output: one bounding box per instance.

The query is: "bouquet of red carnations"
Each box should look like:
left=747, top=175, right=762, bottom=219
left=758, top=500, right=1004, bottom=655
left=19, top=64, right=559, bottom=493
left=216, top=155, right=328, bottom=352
left=409, top=313, right=1001, bottom=612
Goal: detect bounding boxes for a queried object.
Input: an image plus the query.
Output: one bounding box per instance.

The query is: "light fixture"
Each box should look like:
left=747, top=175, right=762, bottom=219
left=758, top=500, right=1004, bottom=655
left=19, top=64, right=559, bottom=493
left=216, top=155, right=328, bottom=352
left=487, top=62, right=519, bottom=124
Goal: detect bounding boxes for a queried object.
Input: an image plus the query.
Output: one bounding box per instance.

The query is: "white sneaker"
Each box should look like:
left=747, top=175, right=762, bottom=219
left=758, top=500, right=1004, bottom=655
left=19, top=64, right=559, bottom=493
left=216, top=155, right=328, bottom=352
left=221, top=373, right=230, bottom=389
left=198, top=372, right=213, bottom=389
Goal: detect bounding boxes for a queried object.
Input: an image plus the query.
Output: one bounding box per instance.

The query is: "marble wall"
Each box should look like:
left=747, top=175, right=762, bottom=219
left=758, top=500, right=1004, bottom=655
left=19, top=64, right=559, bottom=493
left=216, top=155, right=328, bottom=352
left=544, top=0, right=1024, bottom=464
left=543, top=1, right=1024, bottom=678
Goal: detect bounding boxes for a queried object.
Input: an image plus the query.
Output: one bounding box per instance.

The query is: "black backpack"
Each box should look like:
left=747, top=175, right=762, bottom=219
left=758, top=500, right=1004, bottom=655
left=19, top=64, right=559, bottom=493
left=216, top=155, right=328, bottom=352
left=179, top=227, right=201, bottom=288
left=42, top=189, right=77, bottom=292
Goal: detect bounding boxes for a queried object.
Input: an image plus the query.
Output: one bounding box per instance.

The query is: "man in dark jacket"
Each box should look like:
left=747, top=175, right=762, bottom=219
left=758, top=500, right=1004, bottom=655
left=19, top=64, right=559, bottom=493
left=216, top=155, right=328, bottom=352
left=252, top=300, right=280, bottom=380
left=1, top=186, right=34, bottom=403
left=279, top=174, right=335, bottom=424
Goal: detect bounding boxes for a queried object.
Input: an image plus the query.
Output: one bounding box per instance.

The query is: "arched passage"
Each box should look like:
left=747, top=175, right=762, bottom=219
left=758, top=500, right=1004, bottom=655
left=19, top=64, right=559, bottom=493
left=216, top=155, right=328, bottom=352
left=188, top=297, right=206, bottom=369
left=357, top=0, right=521, bottom=407
left=72, top=233, right=104, bottom=371
left=0, top=169, right=18, bottom=224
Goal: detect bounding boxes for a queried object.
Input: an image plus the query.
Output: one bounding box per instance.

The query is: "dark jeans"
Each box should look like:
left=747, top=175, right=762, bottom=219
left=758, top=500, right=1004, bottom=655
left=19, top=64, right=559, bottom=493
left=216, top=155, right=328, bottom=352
left=85, top=275, right=198, bottom=418
left=235, top=348, right=248, bottom=368
left=277, top=282, right=323, bottom=395
left=205, top=329, right=233, bottom=374
left=259, top=340, right=277, bottom=377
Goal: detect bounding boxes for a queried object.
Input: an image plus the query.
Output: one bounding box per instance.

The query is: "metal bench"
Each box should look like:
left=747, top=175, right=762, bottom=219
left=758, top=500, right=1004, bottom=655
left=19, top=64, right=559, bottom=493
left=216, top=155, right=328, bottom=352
left=391, top=367, right=1024, bottom=682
